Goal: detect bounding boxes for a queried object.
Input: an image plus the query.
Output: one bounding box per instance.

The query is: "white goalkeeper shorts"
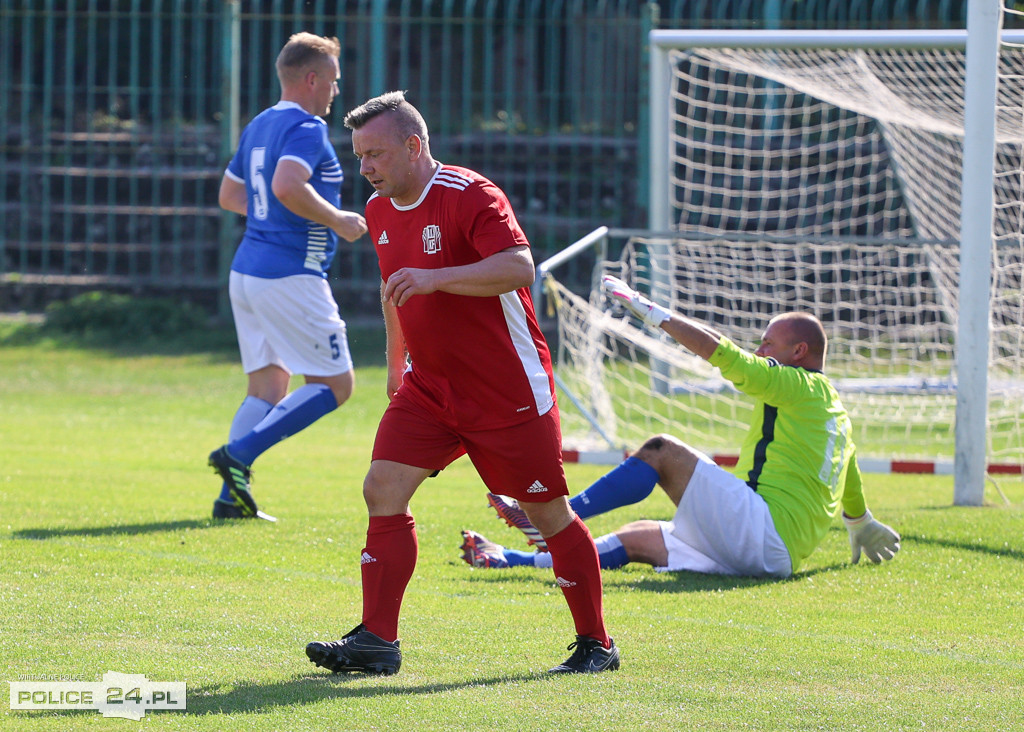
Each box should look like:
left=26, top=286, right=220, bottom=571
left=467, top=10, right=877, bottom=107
left=229, top=271, right=353, bottom=377
left=656, top=453, right=792, bottom=578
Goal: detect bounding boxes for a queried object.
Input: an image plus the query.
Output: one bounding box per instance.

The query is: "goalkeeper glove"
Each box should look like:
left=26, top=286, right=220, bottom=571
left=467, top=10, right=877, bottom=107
left=843, top=509, right=901, bottom=564
left=601, top=275, right=672, bottom=329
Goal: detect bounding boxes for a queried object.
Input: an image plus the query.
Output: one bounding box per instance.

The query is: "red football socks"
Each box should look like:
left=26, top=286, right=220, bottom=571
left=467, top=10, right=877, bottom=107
left=545, top=515, right=611, bottom=648
left=360, top=513, right=418, bottom=643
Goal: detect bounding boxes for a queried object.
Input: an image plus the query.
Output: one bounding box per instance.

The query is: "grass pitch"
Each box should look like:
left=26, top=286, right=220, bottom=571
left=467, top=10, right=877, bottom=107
left=1, top=327, right=1022, bottom=731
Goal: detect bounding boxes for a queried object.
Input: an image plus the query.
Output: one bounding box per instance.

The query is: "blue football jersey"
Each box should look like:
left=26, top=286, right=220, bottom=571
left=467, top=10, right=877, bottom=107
left=225, top=101, right=344, bottom=278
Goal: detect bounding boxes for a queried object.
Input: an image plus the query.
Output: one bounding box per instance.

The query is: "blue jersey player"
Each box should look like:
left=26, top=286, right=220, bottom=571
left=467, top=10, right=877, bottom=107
left=209, top=32, right=367, bottom=521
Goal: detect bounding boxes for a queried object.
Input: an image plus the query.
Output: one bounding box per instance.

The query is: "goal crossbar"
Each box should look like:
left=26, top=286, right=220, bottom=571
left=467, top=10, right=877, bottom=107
left=553, top=25, right=1024, bottom=505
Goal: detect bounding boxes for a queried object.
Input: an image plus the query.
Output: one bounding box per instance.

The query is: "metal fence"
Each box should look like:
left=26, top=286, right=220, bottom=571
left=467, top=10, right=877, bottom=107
left=0, top=0, right=974, bottom=315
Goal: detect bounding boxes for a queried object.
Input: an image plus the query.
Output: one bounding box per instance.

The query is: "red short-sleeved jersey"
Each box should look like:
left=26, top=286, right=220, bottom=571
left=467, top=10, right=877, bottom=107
left=366, top=164, right=556, bottom=429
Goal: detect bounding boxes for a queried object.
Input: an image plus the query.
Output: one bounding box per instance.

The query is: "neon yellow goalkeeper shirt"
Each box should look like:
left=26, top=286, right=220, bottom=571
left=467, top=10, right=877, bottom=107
left=708, top=336, right=867, bottom=572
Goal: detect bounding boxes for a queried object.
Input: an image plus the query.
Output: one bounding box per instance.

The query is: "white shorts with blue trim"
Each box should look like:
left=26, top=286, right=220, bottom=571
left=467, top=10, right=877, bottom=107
left=229, top=271, right=353, bottom=377
left=656, top=452, right=792, bottom=577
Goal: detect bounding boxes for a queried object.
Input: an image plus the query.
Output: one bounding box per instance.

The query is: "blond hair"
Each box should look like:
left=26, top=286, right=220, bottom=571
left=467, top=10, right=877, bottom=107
left=275, top=32, right=341, bottom=84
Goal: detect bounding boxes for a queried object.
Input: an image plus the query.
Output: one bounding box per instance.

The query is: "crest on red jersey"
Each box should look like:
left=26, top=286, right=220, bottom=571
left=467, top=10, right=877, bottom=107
left=422, top=225, right=442, bottom=255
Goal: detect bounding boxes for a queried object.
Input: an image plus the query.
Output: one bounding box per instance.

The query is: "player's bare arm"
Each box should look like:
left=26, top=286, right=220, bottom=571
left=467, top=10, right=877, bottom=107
left=381, top=281, right=409, bottom=399
left=383, top=246, right=535, bottom=307
left=218, top=174, right=248, bottom=216
left=272, top=159, right=368, bottom=242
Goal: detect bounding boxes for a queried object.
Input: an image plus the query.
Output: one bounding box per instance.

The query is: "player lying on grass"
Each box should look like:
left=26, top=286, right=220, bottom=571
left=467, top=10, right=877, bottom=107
left=461, top=275, right=900, bottom=577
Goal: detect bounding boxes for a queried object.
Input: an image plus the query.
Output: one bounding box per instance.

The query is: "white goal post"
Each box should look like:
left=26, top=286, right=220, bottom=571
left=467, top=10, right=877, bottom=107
left=543, top=18, right=1024, bottom=506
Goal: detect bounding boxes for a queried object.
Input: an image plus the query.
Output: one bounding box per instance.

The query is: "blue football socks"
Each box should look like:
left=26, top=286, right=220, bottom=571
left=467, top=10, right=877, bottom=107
left=218, top=396, right=273, bottom=502
left=229, top=396, right=275, bottom=443
left=569, top=456, right=660, bottom=519
left=505, top=533, right=630, bottom=570
left=227, top=383, right=338, bottom=467
left=594, top=533, right=630, bottom=569
left=498, top=458, right=658, bottom=570
left=503, top=548, right=541, bottom=567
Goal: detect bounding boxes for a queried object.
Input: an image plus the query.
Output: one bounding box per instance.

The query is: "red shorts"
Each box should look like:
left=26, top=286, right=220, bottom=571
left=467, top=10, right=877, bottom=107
left=371, top=390, right=569, bottom=503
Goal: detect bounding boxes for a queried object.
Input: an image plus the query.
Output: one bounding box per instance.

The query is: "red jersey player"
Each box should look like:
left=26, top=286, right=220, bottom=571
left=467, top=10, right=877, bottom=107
left=304, top=91, right=619, bottom=676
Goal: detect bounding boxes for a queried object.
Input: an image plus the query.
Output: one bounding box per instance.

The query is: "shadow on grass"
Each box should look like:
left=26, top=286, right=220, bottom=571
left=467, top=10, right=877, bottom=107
left=898, top=532, right=1024, bottom=561
left=454, top=558, right=849, bottom=594
left=10, top=519, right=239, bottom=540
left=4, top=671, right=551, bottom=719
left=824, top=522, right=1023, bottom=561
left=0, top=317, right=387, bottom=365
left=0, top=317, right=239, bottom=359
left=185, top=670, right=547, bottom=715
left=603, top=561, right=849, bottom=595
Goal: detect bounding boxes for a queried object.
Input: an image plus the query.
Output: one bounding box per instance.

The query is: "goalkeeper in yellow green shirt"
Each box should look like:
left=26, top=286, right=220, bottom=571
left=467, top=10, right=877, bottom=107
left=461, top=275, right=900, bottom=577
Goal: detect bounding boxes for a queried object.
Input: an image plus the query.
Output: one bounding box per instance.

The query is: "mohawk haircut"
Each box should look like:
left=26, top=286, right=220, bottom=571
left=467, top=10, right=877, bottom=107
left=344, top=90, right=430, bottom=150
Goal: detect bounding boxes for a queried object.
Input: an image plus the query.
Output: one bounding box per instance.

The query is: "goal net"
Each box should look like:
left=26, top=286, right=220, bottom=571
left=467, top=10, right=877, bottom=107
left=546, top=29, right=1024, bottom=475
